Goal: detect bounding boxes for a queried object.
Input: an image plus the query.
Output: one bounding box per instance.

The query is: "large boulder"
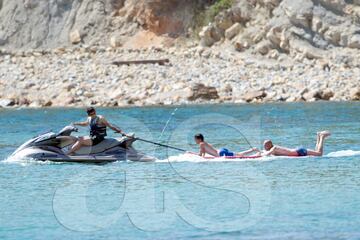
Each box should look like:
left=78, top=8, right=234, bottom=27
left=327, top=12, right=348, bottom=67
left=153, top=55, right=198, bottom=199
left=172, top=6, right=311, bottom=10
left=0, top=99, right=15, bottom=107
left=199, top=26, right=216, bottom=47
left=255, top=40, right=272, bottom=55
left=281, top=0, right=314, bottom=28
left=348, top=34, right=360, bottom=48
left=266, top=26, right=283, bottom=47
left=263, top=0, right=282, bottom=9
left=225, top=23, right=242, bottom=40
left=350, top=88, right=360, bottom=100
left=317, top=0, right=347, bottom=13
left=242, top=90, right=267, bottom=102
left=69, top=30, right=82, bottom=44
left=323, top=27, right=342, bottom=46
left=131, top=0, right=202, bottom=35
left=315, top=89, right=334, bottom=100
left=188, top=83, right=219, bottom=101
left=110, top=35, right=122, bottom=48
left=304, top=89, right=335, bottom=101
left=0, top=31, right=7, bottom=46
left=215, top=10, right=234, bottom=31
left=199, top=25, right=223, bottom=47
left=231, top=0, right=252, bottom=23
left=289, top=36, right=324, bottom=59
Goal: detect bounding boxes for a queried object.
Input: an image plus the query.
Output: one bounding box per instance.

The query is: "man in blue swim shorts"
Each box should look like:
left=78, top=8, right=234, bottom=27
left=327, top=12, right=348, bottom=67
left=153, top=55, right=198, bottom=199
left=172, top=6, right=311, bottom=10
left=261, top=131, right=331, bottom=157
left=194, top=134, right=258, bottom=157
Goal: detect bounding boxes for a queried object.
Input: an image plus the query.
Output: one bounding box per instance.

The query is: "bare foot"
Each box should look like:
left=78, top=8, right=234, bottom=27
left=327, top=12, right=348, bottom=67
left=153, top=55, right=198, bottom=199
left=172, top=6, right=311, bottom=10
left=319, top=131, right=331, bottom=138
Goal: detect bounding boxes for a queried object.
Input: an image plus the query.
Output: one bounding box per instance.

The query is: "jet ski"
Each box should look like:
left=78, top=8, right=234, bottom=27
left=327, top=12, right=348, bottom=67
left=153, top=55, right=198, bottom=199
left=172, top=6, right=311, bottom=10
left=11, top=126, right=156, bottom=163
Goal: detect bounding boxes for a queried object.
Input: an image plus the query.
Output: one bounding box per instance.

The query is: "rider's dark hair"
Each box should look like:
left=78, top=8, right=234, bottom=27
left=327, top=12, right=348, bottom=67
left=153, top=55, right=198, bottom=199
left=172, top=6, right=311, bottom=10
left=86, top=107, right=95, bottom=115
left=194, top=133, right=204, bottom=141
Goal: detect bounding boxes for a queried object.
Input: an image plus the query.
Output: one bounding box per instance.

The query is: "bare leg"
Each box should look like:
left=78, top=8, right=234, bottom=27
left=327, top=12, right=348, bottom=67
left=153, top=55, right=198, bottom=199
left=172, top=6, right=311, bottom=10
left=67, top=137, right=93, bottom=155
left=315, top=132, right=320, bottom=151
left=236, top=148, right=258, bottom=157
left=307, top=131, right=331, bottom=156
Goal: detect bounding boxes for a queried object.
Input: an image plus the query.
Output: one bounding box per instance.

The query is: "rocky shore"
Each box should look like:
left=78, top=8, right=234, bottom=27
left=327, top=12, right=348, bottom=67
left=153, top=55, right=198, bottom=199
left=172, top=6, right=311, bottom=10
left=0, top=46, right=359, bottom=108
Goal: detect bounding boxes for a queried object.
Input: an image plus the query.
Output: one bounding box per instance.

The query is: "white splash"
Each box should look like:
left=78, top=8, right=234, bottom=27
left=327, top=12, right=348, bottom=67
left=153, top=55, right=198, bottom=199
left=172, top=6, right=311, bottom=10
left=326, top=150, right=360, bottom=158
left=157, top=153, right=277, bottom=163
left=4, top=150, right=359, bottom=166
left=2, top=156, right=63, bottom=166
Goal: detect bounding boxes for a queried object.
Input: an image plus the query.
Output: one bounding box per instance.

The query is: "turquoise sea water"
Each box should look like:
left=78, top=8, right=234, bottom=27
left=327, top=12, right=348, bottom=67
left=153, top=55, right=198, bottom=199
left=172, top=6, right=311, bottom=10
left=1, top=102, right=360, bottom=239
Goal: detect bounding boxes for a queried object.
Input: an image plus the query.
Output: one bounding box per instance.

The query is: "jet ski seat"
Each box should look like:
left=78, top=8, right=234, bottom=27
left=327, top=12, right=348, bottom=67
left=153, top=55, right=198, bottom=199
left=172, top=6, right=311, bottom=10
left=75, top=138, right=123, bottom=155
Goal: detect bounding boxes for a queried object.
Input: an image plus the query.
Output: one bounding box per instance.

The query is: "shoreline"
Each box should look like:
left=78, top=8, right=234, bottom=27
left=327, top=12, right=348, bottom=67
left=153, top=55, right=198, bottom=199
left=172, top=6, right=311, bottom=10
left=0, top=100, right=358, bottom=110
left=1, top=47, right=360, bottom=108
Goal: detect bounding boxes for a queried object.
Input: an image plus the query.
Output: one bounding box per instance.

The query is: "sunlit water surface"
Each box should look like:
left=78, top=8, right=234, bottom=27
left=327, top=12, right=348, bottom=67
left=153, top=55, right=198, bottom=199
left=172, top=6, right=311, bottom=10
left=0, top=102, right=360, bottom=239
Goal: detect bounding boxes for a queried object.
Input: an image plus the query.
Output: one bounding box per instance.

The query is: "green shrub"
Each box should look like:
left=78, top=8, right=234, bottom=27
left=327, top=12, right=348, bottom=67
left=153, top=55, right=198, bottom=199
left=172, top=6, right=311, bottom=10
left=208, top=0, right=234, bottom=20
left=192, top=0, right=234, bottom=37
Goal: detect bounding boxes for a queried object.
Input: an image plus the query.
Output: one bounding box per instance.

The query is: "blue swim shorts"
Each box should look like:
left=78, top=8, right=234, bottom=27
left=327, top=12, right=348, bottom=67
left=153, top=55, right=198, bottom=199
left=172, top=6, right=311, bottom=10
left=219, top=148, right=235, bottom=157
left=296, top=148, right=308, bottom=157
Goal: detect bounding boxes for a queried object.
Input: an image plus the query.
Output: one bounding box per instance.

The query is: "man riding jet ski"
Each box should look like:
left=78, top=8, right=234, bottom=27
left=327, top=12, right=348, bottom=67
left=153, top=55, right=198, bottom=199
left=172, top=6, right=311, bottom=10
left=11, top=107, right=155, bottom=163
left=67, top=107, right=128, bottom=155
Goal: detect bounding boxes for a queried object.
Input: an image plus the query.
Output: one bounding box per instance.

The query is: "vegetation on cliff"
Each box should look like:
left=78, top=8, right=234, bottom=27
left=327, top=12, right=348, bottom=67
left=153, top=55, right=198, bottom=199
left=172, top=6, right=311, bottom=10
left=193, top=0, right=235, bottom=35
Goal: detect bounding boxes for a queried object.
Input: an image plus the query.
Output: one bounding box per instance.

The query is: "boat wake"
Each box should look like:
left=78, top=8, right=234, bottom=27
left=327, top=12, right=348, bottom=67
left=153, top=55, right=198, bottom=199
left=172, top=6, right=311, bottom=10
left=158, top=153, right=274, bottom=163
left=3, top=150, right=359, bottom=165
left=326, top=150, right=360, bottom=158
left=2, top=156, right=63, bottom=166
left=159, top=150, right=360, bottom=163
left=2, top=155, right=149, bottom=165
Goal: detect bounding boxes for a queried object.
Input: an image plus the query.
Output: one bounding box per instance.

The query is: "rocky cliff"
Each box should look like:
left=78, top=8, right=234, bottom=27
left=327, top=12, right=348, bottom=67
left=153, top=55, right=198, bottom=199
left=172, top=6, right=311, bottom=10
left=199, top=0, right=360, bottom=65
left=1, top=0, right=360, bottom=64
left=0, top=0, right=207, bottom=49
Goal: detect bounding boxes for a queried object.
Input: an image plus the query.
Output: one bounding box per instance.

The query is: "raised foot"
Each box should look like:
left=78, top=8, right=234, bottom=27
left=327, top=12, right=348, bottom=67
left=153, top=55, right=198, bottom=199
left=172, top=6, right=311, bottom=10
left=319, top=131, right=331, bottom=138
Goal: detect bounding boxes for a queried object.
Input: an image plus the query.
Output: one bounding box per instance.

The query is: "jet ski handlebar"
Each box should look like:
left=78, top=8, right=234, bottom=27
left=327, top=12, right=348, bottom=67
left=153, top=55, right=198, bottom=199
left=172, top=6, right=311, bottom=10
left=58, top=125, right=78, bottom=136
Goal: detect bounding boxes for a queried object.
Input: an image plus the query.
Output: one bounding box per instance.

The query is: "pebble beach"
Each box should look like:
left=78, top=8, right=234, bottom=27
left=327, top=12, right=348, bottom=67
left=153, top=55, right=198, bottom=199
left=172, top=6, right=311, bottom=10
left=0, top=46, right=360, bottom=108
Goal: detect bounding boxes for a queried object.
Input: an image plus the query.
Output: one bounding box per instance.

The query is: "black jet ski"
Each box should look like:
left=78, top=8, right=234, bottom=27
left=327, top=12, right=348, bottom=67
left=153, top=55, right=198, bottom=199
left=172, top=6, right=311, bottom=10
left=11, top=126, right=156, bottom=163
